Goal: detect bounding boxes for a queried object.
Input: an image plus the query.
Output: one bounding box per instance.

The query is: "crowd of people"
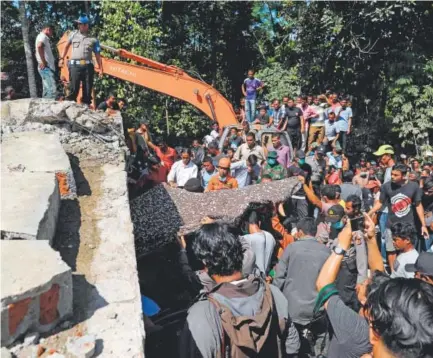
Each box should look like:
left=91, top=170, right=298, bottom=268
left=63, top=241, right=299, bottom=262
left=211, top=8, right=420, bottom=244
left=12, top=18, right=433, bottom=357
left=239, top=69, right=353, bottom=154
left=128, top=95, right=433, bottom=357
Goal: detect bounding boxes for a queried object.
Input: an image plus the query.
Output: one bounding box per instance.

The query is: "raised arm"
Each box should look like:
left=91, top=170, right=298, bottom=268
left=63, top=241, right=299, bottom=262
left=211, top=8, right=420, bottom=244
left=316, top=222, right=352, bottom=294
left=363, top=213, right=385, bottom=272
left=298, top=176, right=322, bottom=210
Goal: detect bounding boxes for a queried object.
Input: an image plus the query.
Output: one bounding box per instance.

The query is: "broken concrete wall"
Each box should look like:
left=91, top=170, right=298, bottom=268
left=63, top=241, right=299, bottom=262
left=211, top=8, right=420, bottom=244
left=1, top=99, right=145, bottom=356
left=1, top=241, right=72, bottom=347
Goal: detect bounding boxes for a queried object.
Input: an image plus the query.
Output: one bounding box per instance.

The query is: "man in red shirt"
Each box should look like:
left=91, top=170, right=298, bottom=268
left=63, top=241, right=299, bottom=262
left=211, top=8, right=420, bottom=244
left=147, top=137, right=177, bottom=171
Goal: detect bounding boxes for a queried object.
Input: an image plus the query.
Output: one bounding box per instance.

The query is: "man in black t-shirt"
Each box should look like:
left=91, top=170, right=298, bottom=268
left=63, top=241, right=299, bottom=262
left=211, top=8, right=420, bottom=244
left=368, top=164, right=428, bottom=270
left=280, top=98, right=304, bottom=150
left=97, top=93, right=119, bottom=112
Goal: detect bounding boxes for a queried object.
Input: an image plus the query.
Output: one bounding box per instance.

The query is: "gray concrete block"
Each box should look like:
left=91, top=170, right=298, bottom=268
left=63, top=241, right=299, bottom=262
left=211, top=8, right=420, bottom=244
left=0, top=99, right=32, bottom=126
left=1, top=241, right=72, bottom=347
left=1, top=172, right=60, bottom=243
left=1, top=132, right=76, bottom=199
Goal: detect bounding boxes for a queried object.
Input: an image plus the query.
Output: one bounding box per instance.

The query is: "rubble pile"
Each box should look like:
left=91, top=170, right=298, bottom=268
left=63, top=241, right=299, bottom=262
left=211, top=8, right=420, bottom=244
left=1, top=99, right=125, bottom=164
left=131, top=178, right=301, bottom=257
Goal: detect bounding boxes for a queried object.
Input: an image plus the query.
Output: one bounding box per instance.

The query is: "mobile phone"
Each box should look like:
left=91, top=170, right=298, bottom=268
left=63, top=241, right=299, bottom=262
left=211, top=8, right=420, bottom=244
left=350, top=216, right=364, bottom=232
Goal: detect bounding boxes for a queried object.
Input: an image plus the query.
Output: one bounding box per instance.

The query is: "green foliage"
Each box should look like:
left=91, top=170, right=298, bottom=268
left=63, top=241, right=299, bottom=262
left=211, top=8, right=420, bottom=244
left=2, top=1, right=432, bottom=152
left=95, top=0, right=163, bottom=130
left=387, top=60, right=433, bottom=154
left=256, top=63, right=301, bottom=101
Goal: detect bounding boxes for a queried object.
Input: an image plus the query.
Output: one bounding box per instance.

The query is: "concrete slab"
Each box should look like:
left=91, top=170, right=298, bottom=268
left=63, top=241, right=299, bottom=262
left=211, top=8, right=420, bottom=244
left=86, top=164, right=145, bottom=357
left=1, top=241, right=72, bottom=346
left=0, top=99, right=32, bottom=126
left=0, top=172, right=60, bottom=243
left=1, top=132, right=76, bottom=198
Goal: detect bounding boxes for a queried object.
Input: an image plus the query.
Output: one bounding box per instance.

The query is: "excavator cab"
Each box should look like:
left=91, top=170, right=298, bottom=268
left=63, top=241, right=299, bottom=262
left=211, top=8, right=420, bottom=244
left=219, top=125, right=294, bottom=161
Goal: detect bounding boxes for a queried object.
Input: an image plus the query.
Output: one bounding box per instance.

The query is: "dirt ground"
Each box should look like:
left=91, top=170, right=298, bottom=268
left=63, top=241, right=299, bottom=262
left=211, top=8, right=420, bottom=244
left=13, top=160, right=105, bottom=358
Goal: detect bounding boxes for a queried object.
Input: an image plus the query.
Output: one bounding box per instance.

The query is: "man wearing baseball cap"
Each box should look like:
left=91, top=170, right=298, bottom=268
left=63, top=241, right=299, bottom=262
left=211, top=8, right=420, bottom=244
left=406, top=252, right=433, bottom=285
left=60, top=14, right=103, bottom=106
left=372, top=144, right=396, bottom=266
left=373, top=144, right=395, bottom=183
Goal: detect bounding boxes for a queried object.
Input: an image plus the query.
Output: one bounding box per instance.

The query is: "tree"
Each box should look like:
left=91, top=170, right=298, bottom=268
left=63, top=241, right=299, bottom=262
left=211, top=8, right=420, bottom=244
left=387, top=60, right=433, bottom=156
left=256, top=63, right=301, bottom=101
left=19, top=0, right=37, bottom=97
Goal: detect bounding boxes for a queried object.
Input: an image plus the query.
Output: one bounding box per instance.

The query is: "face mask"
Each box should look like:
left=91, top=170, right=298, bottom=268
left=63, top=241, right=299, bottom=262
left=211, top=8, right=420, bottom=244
left=332, top=220, right=344, bottom=229
left=219, top=176, right=227, bottom=182
left=267, top=159, right=277, bottom=166
left=298, top=158, right=306, bottom=165
left=231, top=135, right=237, bottom=140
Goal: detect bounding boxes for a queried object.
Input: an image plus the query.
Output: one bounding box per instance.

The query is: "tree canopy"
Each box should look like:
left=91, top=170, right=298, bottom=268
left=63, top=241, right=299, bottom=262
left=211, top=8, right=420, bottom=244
left=1, top=0, right=432, bottom=154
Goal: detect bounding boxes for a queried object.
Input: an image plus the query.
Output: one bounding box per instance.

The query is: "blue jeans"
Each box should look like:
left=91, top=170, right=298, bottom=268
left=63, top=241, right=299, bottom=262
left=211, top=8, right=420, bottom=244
left=245, top=99, right=256, bottom=123
left=38, top=67, right=57, bottom=99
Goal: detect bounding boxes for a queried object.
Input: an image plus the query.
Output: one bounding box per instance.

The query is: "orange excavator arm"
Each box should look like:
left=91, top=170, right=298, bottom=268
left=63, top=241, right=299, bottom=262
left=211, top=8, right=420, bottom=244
left=57, top=31, right=237, bottom=128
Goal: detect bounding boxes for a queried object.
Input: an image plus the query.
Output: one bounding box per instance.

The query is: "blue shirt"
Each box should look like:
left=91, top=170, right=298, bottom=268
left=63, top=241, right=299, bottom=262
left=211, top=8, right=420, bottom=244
left=270, top=107, right=286, bottom=128
left=243, top=78, right=262, bottom=100
left=324, top=120, right=340, bottom=140
left=337, top=107, right=353, bottom=132
left=201, top=168, right=217, bottom=189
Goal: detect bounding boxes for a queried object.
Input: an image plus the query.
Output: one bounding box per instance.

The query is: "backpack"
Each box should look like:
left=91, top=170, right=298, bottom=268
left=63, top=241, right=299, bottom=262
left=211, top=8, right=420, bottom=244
left=207, top=280, right=287, bottom=358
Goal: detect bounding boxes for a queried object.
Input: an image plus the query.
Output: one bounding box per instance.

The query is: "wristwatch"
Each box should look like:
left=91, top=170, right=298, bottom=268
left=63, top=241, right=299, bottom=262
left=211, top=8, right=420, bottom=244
left=333, top=245, right=346, bottom=256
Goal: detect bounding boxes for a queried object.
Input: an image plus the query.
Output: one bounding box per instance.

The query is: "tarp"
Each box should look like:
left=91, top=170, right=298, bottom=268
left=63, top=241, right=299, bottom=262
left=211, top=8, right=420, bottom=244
left=131, top=178, right=301, bottom=257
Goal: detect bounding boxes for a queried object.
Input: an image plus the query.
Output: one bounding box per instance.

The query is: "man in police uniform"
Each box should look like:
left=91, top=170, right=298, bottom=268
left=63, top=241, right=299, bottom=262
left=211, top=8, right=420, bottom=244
left=59, top=15, right=103, bottom=105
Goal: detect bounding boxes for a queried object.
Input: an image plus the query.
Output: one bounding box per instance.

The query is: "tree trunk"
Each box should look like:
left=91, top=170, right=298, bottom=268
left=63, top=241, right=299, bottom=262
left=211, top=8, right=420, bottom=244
left=19, top=0, right=37, bottom=98
left=84, top=0, right=89, bottom=14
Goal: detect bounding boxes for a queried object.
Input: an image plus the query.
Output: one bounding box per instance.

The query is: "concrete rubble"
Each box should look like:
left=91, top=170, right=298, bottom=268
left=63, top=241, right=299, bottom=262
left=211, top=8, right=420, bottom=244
left=1, top=98, right=144, bottom=356
left=66, top=334, right=96, bottom=358
left=0, top=241, right=72, bottom=347
left=131, top=178, right=301, bottom=257
left=0, top=347, right=12, bottom=358
left=1, top=99, right=124, bottom=165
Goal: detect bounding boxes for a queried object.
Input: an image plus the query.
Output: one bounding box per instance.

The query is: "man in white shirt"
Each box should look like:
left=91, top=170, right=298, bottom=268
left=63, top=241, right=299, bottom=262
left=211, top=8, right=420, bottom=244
left=167, top=149, right=198, bottom=188
left=234, top=132, right=266, bottom=163
left=35, top=24, right=56, bottom=99
left=390, top=222, right=419, bottom=278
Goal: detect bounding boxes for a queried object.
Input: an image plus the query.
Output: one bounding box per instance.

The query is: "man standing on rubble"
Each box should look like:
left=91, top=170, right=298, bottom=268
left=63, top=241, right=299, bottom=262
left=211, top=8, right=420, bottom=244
left=59, top=15, right=103, bottom=106
left=35, top=24, right=56, bottom=99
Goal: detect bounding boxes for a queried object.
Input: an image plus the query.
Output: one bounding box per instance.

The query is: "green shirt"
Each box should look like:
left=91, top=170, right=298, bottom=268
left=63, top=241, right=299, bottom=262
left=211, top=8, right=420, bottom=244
left=261, top=163, right=287, bottom=181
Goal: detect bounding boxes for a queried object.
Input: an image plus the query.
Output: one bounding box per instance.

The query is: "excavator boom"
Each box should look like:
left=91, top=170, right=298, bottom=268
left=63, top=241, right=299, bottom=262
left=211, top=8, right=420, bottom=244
left=57, top=32, right=237, bottom=127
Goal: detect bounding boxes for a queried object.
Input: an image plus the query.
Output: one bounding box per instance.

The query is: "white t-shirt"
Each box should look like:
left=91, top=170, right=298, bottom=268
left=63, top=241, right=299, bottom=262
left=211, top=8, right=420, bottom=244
left=35, top=32, right=55, bottom=70
left=167, top=160, right=198, bottom=187
left=391, top=249, right=419, bottom=278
